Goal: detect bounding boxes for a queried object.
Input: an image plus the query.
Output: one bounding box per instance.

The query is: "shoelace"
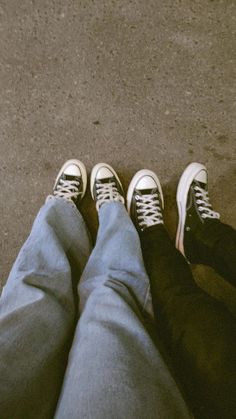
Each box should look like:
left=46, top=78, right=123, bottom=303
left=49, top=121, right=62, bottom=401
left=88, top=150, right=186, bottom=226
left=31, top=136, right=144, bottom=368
left=54, top=179, right=81, bottom=201
left=96, top=181, right=124, bottom=210
left=194, top=185, right=220, bottom=219
left=136, top=193, right=163, bottom=228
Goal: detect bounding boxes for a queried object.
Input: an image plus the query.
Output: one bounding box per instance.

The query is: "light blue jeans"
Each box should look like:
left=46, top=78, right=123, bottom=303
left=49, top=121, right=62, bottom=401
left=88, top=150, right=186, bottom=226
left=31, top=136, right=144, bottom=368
left=0, top=198, right=190, bottom=419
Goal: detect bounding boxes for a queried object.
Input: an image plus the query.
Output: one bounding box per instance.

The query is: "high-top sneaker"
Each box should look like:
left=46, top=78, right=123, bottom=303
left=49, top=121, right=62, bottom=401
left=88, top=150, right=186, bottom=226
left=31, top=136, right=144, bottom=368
left=127, top=169, right=164, bottom=232
left=176, top=162, right=220, bottom=261
left=90, top=163, right=125, bottom=211
left=47, top=159, right=87, bottom=208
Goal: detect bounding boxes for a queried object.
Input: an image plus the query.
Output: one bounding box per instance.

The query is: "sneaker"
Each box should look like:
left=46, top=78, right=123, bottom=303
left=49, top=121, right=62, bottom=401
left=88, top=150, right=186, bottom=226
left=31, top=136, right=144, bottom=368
left=176, top=162, right=220, bottom=258
left=90, top=163, right=125, bottom=211
left=47, top=159, right=87, bottom=208
left=127, top=169, right=164, bottom=232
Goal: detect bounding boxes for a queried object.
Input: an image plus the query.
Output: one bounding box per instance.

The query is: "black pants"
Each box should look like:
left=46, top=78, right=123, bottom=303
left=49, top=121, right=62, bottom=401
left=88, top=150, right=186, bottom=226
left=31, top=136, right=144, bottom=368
left=140, top=221, right=236, bottom=419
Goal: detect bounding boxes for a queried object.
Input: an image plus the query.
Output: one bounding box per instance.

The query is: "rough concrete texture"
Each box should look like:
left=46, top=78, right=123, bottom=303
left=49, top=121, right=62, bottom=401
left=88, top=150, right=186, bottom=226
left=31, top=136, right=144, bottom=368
left=0, top=1, right=235, bottom=312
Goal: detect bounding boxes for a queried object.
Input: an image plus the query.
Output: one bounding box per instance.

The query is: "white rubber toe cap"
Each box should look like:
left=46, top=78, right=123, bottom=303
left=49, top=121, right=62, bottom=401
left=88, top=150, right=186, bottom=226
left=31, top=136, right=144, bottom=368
left=195, top=169, right=207, bottom=183
left=64, top=164, right=81, bottom=177
left=136, top=175, right=157, bottom=190
left=96, top=167, right=114, bottom=180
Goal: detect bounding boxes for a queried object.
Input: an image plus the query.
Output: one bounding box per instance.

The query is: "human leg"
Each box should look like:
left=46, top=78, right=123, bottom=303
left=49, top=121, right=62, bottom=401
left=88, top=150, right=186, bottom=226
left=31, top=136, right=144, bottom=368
left=128, top=168, right=236, bottom=419
left=55, top=164, right=190, bottom=419
left=142, top=225, right=236, bottom=419
left=0, top=160, right=92, bottom=419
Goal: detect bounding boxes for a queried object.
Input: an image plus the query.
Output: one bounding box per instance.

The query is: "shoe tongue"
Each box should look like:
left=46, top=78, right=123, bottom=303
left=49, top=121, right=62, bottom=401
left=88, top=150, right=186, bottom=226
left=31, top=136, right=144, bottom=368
left=137, top=187, right=158, bottom=195
left=62, top=173, right=80, bottom=182
left=194, top=180, right=207, bottom=190
left=97, top=176, right=114, bottom=184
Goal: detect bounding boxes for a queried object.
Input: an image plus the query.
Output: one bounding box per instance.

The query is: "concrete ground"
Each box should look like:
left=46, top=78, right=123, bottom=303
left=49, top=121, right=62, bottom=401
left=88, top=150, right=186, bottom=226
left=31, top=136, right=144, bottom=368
left=0, top=1, right=235, bottom=313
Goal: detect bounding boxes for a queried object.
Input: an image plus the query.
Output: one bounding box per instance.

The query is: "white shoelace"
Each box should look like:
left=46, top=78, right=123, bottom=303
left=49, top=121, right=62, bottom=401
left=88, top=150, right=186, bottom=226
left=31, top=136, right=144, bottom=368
left=194, top=185, right=220, bottom=219
left=136, top=193, right=163, bottom=228
left=96, top=181, right=124, bottom=210
left=54, top=179, right=81, bottom=201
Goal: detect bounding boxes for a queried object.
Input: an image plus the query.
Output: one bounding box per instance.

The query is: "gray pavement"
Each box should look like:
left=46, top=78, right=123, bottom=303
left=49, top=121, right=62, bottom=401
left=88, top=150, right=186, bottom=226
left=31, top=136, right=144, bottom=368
left=0, top=1, right=235, bottom=312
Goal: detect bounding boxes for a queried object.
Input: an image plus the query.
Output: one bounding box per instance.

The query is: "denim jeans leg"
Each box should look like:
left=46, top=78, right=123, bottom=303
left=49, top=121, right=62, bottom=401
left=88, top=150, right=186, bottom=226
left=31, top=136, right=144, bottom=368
left=0, top=198, right=92, bottom=419
left=55, top=203, right=190, bottom=419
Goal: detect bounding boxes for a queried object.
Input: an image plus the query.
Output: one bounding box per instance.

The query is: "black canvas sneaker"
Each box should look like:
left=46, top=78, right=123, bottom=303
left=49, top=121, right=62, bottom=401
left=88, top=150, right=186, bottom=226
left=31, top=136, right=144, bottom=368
left=127, top=169, right=164, bottom=232
left=90, top=163, right=125, bottom=211
left=176, top=162, right=220, bottom=259
left=47, top=159, right=87, bottom=208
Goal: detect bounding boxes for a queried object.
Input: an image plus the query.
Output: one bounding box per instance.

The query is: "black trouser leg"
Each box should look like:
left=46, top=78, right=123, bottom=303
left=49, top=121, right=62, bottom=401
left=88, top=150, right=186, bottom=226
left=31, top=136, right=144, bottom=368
left=140, top=225, right=236, bottom=419
left=185, top=219, right=236, bottom=287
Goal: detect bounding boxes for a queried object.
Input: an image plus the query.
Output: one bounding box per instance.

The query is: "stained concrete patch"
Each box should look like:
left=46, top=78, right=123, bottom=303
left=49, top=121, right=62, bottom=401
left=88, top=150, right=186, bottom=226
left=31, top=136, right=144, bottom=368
left=0, top=1, right=235, bottom=312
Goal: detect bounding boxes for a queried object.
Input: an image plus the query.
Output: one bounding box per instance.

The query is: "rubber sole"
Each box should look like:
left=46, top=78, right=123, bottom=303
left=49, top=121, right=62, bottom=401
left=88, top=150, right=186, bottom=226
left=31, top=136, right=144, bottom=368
left=176, top=162, right=206, bottom=256
left=127, top=169, right=164, bottom=215
left=54, top=159, right=87, bottom=198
